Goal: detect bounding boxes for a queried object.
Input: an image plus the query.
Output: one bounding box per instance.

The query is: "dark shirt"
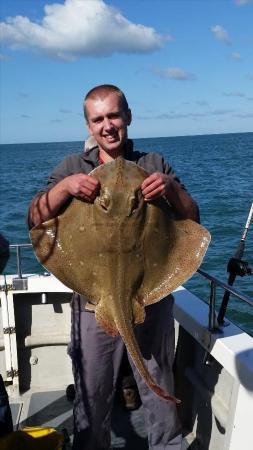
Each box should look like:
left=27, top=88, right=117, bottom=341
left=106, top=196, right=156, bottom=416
left=44, top=139, right=184, bottom=192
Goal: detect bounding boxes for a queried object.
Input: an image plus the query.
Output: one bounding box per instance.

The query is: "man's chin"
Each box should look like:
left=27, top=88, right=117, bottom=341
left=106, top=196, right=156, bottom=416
left=102, top=141, right=124, bottom=156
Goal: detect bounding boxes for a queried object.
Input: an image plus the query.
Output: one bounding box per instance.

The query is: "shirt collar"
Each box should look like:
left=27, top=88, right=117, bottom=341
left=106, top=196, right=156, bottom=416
left=82, top=137, right=134, bottom=163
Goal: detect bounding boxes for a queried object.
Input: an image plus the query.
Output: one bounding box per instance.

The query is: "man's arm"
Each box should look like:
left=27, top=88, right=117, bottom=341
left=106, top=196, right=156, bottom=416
left=29, top=173, right=100, bottom=227
left=141, top=172, right=200, bottom=223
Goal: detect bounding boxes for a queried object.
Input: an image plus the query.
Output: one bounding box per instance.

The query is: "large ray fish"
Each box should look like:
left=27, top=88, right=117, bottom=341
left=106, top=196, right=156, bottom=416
left=30, top=157, right=210, bottom=403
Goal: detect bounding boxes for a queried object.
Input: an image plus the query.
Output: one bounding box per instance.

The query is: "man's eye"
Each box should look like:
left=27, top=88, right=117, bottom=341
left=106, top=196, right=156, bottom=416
left=107, top=112, right=122, bottom=120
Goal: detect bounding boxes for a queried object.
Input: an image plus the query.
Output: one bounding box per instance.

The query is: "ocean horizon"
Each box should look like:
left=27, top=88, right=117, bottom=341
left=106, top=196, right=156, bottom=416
left=1, top=130, right=253, bottom=147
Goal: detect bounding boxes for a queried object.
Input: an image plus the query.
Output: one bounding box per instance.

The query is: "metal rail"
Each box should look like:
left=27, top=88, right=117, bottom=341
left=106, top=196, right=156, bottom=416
left=197, top=268, right=253, bottom=332
left=197, top=268, right=253, bottom=307
left=9, top=244, right=32, bottom=279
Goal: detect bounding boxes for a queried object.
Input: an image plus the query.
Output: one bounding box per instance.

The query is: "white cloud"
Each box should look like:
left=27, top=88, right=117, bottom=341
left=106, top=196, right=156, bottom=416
left=0, top=53, right=10, bottom=61
left=231, top=52, right=241, bottom=60
left=233, top=112, right=253, bottom=118
left=211, top=25, right=231, bottom=45
left=154, top=67, right=196, bottom=81
left=137, top=109, right=234, bottom=120
left=0, top=0, right=167, bottom=60
left=18, top=92, right=30, bottom=98
left=223, top=91, right=245, bottom=97
left=59, top=108, right=72, bottom=113
left=235, top=0, right=253, bottom=5
left=195, top=100, right=208, bottom=106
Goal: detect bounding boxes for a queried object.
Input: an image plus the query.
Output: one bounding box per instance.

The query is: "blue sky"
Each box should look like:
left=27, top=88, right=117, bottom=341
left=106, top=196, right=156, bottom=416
left=1, top=0, right=253, bottom=144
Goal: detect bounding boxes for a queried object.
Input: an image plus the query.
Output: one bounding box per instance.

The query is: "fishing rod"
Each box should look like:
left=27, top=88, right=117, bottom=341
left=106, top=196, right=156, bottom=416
left=217, top=202, right=253, bottom=325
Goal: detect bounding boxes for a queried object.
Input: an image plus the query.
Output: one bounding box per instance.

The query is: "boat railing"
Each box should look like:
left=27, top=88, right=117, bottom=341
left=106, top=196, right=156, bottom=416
left=9, top=243, right=33, bottom=279
left=2, top=243, right=253, bottom=333
left=197, top=268, right=253, bottom=332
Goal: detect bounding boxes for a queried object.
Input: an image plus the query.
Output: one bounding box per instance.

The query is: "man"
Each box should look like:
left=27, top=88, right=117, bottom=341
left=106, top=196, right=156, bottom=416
left=29, top=84, right=199, bottom=450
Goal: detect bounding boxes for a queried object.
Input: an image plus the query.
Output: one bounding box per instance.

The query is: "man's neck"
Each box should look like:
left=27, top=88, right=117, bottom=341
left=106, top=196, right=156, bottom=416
left=98, top=147, right=124, bottom=163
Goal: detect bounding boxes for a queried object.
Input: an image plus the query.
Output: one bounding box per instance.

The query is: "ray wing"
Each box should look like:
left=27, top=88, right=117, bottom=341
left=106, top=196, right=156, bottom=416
left=138, top=199, right=210, bottom=306
left=30, top=197, right=113, bottom=305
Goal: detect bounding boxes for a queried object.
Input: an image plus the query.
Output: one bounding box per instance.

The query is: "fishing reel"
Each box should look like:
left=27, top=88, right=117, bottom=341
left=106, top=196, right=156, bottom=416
left=227, top=257, right=252, bottom=277
left=217, top=202, right=253, bottom=327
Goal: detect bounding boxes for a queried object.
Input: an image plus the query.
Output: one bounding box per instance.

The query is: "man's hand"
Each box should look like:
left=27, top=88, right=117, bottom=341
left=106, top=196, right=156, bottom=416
left=141, top=172, right=200, bottom=222
left=29, top=173, right=100, bottom=227
left=141, top=172, right=172, bottom=201
left=64, top=174, right=100, bottom=202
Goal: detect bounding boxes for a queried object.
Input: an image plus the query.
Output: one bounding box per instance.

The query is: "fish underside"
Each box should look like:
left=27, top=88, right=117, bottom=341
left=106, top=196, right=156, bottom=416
left=30, top=157, right=210, bottom=403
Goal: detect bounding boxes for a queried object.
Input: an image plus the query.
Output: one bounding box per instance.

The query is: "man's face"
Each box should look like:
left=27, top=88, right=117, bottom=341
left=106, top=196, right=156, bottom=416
left=86, top=92, right=131, bottom=157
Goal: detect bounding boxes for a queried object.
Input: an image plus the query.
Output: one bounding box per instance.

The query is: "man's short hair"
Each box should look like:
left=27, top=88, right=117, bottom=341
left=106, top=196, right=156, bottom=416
left=83, top=84, right=129, bottom=121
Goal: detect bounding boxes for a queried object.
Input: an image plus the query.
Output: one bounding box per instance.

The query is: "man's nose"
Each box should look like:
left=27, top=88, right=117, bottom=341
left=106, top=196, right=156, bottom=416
left=104, top=117, right=114, bottom=130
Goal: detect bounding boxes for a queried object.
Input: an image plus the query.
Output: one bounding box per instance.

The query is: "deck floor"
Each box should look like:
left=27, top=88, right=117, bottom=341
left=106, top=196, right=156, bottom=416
left=10, top=387, right=192, bottom=449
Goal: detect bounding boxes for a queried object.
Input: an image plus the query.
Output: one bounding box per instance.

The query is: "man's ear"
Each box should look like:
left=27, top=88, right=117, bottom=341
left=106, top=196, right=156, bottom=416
left=126, top=109, right=132, bottom=126
left=86, top=120, right=93, bottom=136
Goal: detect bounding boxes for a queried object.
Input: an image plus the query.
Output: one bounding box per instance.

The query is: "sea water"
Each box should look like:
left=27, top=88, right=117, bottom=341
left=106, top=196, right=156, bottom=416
left=0, top=132, right=252, bottom=334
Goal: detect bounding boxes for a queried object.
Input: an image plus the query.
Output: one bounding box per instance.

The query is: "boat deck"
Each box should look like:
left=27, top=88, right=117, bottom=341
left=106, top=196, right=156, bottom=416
left=2, top=274, right=252, bottom=450
left=10, top=386, right=192, bottom=449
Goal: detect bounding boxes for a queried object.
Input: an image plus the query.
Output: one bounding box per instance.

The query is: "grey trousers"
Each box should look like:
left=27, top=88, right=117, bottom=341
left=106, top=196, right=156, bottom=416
left=69, top=296, right=182, bottom=450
